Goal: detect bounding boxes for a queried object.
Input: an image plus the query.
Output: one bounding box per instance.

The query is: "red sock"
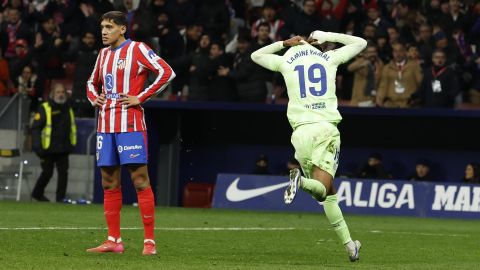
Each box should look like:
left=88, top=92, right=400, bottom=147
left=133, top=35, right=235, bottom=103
left=104, top=188, right=122, bottom=240
left=137, top=187, right=155, bottom=241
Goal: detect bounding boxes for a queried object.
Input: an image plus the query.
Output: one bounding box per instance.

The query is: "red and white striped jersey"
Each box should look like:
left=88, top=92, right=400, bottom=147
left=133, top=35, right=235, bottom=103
left=86, top=39, right=175, bottom=133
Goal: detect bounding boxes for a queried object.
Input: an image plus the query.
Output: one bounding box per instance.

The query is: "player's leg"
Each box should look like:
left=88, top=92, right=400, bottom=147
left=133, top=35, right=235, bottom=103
left=312, top=166, right=361, bottom=261
left=309, top=126, right=361, bottom=262
left=285, top=125, right=328, bottom=204
left=118, top=131, right=156, bottom=255
left=87, top=133, right=124, bottom=253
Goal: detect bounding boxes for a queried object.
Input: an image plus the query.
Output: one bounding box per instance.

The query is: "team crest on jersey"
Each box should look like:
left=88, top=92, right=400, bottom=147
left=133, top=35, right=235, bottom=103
left=117, top=58, right=126, bottom=70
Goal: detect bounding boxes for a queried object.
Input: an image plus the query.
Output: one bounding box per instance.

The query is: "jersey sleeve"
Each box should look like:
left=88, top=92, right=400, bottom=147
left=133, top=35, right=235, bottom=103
left=316, top=32, right=367, bottom=66
left=250, top=41, right=284, bottom=72
left=136, top=42, right=176, bottom=103
left=86, top=49, right=102, bottom=105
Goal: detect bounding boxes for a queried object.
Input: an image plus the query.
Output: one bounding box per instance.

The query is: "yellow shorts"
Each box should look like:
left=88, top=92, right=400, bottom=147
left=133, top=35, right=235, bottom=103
left=291, top=122, right=340, bottom=178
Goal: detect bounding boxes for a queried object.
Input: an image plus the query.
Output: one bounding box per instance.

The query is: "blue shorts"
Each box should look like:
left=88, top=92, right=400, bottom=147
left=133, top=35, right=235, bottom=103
left=96, top=132, right=148, bottom=166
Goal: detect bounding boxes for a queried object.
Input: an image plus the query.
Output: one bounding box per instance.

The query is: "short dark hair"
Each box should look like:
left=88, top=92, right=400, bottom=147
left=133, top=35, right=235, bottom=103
left=257, top=22, right=271, bottom=31
left=101, top=11, right=127, bottom=27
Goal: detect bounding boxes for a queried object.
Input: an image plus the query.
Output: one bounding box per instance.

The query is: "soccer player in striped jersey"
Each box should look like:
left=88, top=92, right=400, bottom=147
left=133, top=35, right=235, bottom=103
left=251, top=31, right=367, bottom=262
left=85, top=11, right=175, bottom=255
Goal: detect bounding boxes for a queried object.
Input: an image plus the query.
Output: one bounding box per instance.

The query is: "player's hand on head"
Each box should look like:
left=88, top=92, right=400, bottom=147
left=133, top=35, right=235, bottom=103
left=119, top=93, right=141, bottom=108
left=93, top=93, right=106, bottom=107
left=283, top=36, right=304, bottom=47
left=308, top=31, right=327, bottom=46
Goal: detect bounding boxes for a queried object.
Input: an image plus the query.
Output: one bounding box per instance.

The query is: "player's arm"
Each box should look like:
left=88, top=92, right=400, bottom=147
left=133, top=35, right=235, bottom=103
left=250, top=41, right=284, bottom=71
left=86, top=50, right=105, bottom=107
left=251, top=36, right=304, bottom=71
left=310, top=31, right=367, bottom=65
left=121, top=43, right=176, bottom=108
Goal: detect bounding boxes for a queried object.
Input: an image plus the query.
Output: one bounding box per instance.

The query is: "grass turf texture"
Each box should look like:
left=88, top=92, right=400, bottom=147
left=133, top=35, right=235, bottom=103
left=0, top=202, right=479, bottom=270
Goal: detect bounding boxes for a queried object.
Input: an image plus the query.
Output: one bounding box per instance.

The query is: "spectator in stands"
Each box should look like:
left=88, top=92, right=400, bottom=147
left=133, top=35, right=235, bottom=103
left=218, top=32, right=267, bottom=102
left=155, top=11, right=183, bottom=62
left=120, top=0, right=154, bottom=42
left=0, top=47, right=9, bottom=96
left=78, top=2, right=108, bottom=37
left=377, top=42, right=422, bottom=108
left=251, top=4, right=284, bottom=41
left=12, top=65, right=37, bottom=99
left=423, top=0, right=444, bottom=27
left=197, top=0, right=230, bottom=39
left=283, top=0, right=322, bottom=37
left=364, top=6, right=391, bottom=37
left=310, top=0, right=339, bottom=32
left=348, top=43, right=383, bottom=107
left=34, top=16, right=67, bottom=80
left=251, top=22, right=273, bottom=51
left=387, top=26, right=402, bottom=45
left=69, top=31, right=99, bottom=117
left=362, top=23, right=377, bottom=42
left=376, top=31, right=392, bottom=63
left=31, top=83, right=77, bottom=202
left=166, top=0, right=197, bottom=30
left=252, top=154, right=271, bottom=175
left=186, top=34, right=211, bottom=101
left=433, top=30, right=462, bottom=68
left=462, top=162, right=479, bottom=184
left=8, top=38, right=35, bottom=81
left=410, top=159, right=432, bottom=181
left=392, top=0, right=425, bottom=45
left=416, top=23, right=434, bottom=68
left=171, top=24, right=202, bottom=94
left=207, top=41, right=235, bottom=102
left=407, top=44, right=421, bottom=64
left=356, top=152, right=390, bottom=179
left=452, top=27, right=472, bottom=61
left=0, top=8, right=33, bottom=59
left=441, top=0, right=467, bottom=35
left=410, top=49, right=459, bottom=108
left=467, top=53, right=480, bottom=104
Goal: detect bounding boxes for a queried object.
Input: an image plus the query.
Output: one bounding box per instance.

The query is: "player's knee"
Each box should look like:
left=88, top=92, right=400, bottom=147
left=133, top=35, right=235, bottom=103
left=101, top=175, right=120, bottom=189
left=131, top=172, right=150, bottom=190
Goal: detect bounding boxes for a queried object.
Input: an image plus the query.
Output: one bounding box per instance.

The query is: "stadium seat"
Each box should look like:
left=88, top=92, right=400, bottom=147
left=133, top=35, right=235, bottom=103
left=182, top=183, right=215, bottom=208
left=0, top=149, right=31, bottom=201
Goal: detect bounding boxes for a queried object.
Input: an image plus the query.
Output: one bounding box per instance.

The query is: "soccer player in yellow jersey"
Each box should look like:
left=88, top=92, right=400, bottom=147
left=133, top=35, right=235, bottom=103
left=251, top=31, right=367, bottom=262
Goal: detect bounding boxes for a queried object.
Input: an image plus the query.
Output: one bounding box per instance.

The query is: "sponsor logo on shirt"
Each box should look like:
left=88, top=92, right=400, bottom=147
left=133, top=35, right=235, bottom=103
left=118, top=145, right=143, bottom=153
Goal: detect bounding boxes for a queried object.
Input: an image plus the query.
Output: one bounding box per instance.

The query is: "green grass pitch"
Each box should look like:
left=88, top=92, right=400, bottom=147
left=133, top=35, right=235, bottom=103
left=0, top=202, right=479, bottom=270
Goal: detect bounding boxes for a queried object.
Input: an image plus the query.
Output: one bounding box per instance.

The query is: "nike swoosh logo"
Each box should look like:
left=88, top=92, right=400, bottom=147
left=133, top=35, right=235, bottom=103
left=226, top=177, right=289, bottom=202
left=130, top=154, right=140, bottom=158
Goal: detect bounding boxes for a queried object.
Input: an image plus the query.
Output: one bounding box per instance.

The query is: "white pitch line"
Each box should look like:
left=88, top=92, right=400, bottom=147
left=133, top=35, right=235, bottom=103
left=0, top=227, right=296, bottom=231
left=0, top=227, right=471, bottom=237
left=369, top=230, right=470, bottom=238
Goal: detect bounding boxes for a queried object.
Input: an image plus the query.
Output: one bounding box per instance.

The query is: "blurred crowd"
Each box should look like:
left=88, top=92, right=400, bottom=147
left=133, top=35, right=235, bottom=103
left=2, top=0, right=480, bottom=117
left=255, top=153, right=480, bottom=183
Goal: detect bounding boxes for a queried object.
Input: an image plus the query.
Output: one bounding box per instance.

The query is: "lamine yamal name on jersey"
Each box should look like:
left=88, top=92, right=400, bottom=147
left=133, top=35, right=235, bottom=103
left=286, top=49, right=330, bottom=64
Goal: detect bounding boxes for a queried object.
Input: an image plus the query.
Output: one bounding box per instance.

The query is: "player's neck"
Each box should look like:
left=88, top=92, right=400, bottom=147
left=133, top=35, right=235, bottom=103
left=110, top=37, right=127, bottom=50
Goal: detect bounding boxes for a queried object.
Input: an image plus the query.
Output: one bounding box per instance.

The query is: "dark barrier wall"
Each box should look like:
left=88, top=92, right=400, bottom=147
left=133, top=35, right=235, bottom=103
left=93, top=101, right=480, bottom=205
